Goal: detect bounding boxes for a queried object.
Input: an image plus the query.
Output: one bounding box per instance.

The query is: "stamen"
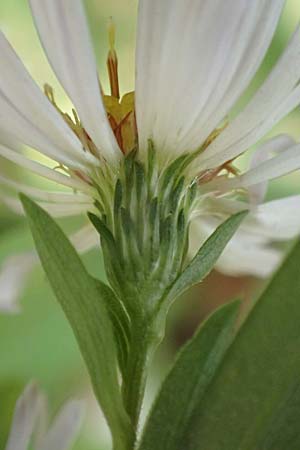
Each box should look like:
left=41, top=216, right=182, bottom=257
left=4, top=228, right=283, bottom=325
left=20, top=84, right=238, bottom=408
left=107, top=18, right=120, bottom=99
left=53, top=163, right=92, bottom=187
left=44, top=83, right=56, bottom=105
left=71, top=109, right=89, bottom=150
left=198, top=159, right=239, bottom=184
left=108, top=17, right=116, bottom=51
left=197, top=119, right=236, bottom=184
left=43, top=47, right=137, bottom=159
left=104, top=92, right=137, bottom=154
left=202, top=119, right=229, bottom=150
left=43, top=83, right=101, bottom=158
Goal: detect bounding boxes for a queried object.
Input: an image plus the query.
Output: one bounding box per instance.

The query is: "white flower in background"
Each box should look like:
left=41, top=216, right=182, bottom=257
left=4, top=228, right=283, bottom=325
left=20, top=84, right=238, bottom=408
left=4, top=382, right=84, bottom=450
left=0, top=0, right=300, bottom=310
left=0, top=253, right=36, bottom=313
left=0, top=225, right=97, bottom=313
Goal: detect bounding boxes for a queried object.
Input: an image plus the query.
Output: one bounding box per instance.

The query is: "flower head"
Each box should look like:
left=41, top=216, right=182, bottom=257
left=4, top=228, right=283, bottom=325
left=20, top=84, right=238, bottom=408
left=0, top=0, right=300, bottom=303
left=4, top=382, right=84, bottom=450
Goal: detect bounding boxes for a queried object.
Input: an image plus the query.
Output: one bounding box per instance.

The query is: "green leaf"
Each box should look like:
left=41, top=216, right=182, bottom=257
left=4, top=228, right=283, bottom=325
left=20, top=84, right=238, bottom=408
left=93, top=278, right=131, bottom=377
left=164, top=211, right=248, bottom=305
left=182, top=236, right=300, bottom=450
left=257, top=380, right=300, bottom=450
left=20, top=195, right=133, bottom=450
left=139, top=300, right=240, bottom=450
left=94, top=278, right=130, bottom=341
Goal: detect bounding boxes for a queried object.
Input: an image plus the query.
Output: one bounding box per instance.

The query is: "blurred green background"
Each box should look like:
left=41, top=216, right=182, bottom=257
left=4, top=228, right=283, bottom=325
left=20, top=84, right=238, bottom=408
left=0, top=1, right=300, bottom=449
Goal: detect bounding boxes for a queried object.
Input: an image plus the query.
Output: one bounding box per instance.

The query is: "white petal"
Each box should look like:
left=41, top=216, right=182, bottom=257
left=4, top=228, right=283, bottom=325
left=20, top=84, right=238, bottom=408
left=0, top=194, right=93, bottom=218
left=32, top=394, right=48, bottom=450
left=192, top=195, right=250, bottom=220
left=195, top=81, right=300, bottom=176
left=70, top=224, right=99, bottom=254
left=0, top=143, right=93, bottom=193
left=36, top=201, right=94, bottom=217
left=136, top=0, right=284, bottom=160
left=0, top=253, right=37, bottom=314
left=0, top=33, right=98, bottom=168
left=0, top=94, right=80, bottom=168
left=29, top=0, right=121, bottom=163
left=0, top=225, right=97, bottom=315
left=197, top=25, right=300, bottom=170
left=0, top=174, right=91, bottom=204
left=191, top=192, right=300, bottom=278
left=37, top=400, right=84, bottom=450
left=215, top=236, right=281, bottom=278
left=5, top=382, right=43, bottom=450
left=190, top=218, right=281, bottom=278
left=214, top=143, right=300, bottom=192
left=270, top=82, right=300, bottom=124
left=248, top=134, right=296, bottom=203
left=244, top=195, right=300, bottom=240
left=0, top=129, right=22, bottom=151
left=182, top=0, right=285, bottom=153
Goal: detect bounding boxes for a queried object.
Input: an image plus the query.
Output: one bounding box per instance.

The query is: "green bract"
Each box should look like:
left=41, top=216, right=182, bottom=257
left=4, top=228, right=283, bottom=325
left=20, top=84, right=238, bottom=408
left=89, top=145, right=198, bottom=317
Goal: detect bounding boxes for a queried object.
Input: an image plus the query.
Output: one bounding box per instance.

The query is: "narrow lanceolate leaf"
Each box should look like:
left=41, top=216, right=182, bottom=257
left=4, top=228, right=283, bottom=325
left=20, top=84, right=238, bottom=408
left=182, top=236, right=300, bottom=450
left=93, top=278, right=131, bottom=343
left=20, top=195, right=132, bottom=450
left=93, top=278, right=130, bottom=377
left=139, top=301, right=240, bottom=450
left=164, top=211, right=248, bottom=304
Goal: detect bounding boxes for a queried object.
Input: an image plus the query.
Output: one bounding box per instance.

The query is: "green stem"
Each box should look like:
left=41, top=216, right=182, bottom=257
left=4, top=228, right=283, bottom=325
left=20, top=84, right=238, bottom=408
left=113, top=426, right=135, bottom=450
left=122, top=319, right=162, bottom=441
left=123, top=324, right=149, bottom=430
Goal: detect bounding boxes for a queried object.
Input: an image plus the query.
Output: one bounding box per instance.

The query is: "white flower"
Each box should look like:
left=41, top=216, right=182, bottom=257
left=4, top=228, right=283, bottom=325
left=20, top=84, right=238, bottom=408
left=4, top=382, right=84, bottom=450
left=0, top=226, right=98, bottom=314
left=0, top=253, right=36, bottom=313
left=0, top=0, right=300, bottom=309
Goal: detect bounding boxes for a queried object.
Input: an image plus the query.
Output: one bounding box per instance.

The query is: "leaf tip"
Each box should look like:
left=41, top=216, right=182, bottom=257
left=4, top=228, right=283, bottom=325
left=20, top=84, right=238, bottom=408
left=19, top=192, right=31, bottom=208
left=19, top=193, right=39, bottom=220
left=235, top=209, right=249, bottom=222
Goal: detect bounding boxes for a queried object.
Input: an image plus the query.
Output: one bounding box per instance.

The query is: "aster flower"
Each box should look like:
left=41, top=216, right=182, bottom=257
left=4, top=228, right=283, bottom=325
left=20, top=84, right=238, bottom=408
left=4, top=382, right=84, bottom=450
left=0, top=0, right=300, bottom=311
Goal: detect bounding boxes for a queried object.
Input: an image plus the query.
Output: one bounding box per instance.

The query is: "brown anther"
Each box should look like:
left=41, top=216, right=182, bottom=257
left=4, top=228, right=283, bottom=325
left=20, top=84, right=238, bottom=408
left=73, top=170, right=93, bottom=185
left=197, top=119, right=237, bottom=184
left=198, top=159, right=239, bottom=185
left=198, top=167, right=222, bottom=184
left=224, top=162, right=239, bottom=176
left=108, top=113, right=124, bottom=152
left=107, top=51, right=120, bottom=99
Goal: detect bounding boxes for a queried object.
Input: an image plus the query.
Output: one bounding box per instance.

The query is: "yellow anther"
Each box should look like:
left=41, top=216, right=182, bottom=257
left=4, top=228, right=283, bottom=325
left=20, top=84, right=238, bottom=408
left=108, top=17, right=116, bottom=52
left=43, top=83, right=99, bottom=158
left=44, top=83, right=56, bottom=105
left=72, top=108, right=81, bottom=126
